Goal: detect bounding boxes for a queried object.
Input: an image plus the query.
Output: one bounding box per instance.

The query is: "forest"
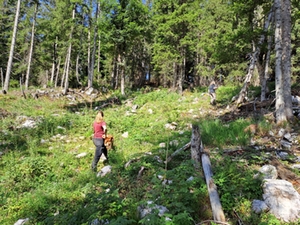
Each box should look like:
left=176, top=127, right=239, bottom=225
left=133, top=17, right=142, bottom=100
left=2, top=0, right=300, bottom=224
left=1, top=1, right=299, bottom=109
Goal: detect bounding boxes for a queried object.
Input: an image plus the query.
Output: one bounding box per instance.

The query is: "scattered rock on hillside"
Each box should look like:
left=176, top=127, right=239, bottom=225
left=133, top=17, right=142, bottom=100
left=16, top=116, right=41, bottom=129
left=169, top=140, right=179, bottom=147
left=14, top=218, right=29, bottom=225
left=137, top=201, right=169, bottom=219
left=252, top=199, right=269, bottom=213
left=90, top=218, right=109, bottom=225
left=165, top=122, right=177, bottom=130
left=262, top=179, right=300, bottom=222
left=97, top=165, right=112, bottom=177
left=159, top=143, right=166, bottom=148
left=85, top=87, right=98, bottom=96
left=254, top=165, right=278, bottom=180
left=122, top=132, right=129, bottom=138
left=75, top=152, right=87, bottom=158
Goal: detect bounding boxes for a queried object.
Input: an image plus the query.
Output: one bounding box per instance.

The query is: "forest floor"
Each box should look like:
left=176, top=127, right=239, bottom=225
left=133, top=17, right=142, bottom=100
left=213, top=98, right=300, bottom=194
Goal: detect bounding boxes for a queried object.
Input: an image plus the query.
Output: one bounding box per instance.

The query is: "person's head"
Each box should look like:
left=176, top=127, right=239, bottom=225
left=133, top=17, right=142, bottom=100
left=210, top=81, right=215, bottom=85
left=95, top=111, right=104, bottom=123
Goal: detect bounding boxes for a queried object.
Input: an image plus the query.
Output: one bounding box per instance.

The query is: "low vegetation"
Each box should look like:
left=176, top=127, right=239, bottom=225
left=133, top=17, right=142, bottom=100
left=0, top=87, right=299, bottom=225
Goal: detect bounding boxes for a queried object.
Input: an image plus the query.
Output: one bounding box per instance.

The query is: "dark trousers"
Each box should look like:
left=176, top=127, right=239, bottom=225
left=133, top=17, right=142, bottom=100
left=209, top=92, right=216, bottom=105
left=91, top=138, right=108, bottom=171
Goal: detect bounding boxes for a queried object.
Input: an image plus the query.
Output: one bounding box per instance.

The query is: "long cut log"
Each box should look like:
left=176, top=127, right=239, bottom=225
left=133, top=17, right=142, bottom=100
left=191, top=124, right=226, bottom=223
left=165, top=142, right=191, bottom=163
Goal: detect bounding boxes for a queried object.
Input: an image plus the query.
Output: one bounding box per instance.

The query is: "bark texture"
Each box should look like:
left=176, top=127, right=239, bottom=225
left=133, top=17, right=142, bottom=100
left=191, top=124, right=226, bottom=223
left=3, top=0, right=21, bottom=92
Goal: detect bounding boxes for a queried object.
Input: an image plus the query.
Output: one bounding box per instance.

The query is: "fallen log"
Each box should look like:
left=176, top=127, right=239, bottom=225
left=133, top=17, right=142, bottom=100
left=191, top=124, right=226, bottom=223
left=165, top=142, right=191, bottom=163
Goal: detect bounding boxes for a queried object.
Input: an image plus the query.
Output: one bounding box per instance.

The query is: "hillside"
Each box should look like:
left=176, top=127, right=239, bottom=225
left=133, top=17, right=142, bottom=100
left=1, top=87, right=300, bottom=225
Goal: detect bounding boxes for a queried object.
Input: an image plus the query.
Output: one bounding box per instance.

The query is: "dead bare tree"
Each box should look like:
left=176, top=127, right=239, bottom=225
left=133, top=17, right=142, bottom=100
left=235, top=9, right=274, bottom=106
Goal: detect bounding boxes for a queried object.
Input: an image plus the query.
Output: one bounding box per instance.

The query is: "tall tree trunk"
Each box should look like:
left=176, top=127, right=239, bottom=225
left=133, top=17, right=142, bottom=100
left=54, top=58, right=61, bottom=88
left=63, top=7, right=75, bottom=95
left=88, top=3, right=100, bottom=87
left=274, top=0, right=285, bottom=123
left=1, top=68, right=3, bottom=89
left=61, top=53, right=67, bottom=88
left=261, top=35, right=273, bottom=101
left=50, top=36, right=58, bottom=86
left=75, top=53, right=82, bottom=87
left=274, top=0, right=293, bottom=124
left=172, top=62, right=177, bottom=90
left=97, top=39, right=101, bottom=81
left=111, top=52, right=117, bottom=89
left=120, top=55, right=125, bottom=95
left=3, top=0, right=21, bottom=93
left=281, top=0, right=293, bottom=121
left=25, top=3, right=38, bottom=90
left=88, top=2, right=99, bottom=88
left=87, top=30, right=91, bottom=85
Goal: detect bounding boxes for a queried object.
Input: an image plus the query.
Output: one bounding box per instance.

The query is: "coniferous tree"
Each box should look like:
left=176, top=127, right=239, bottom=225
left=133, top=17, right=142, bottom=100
left=3, top=0, right=21, bottom=93
left=275, top=0, right=293, bottom=123
left=25, top=1, right=38, bottom=90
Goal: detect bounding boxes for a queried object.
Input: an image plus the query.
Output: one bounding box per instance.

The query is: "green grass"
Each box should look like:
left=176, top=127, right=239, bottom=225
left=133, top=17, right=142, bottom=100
left=0, top=87, right=297, bottom=225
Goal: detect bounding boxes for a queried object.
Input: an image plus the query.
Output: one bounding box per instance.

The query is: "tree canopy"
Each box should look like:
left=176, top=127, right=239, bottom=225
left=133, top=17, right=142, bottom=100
left=0, top=0, right=299, bottom=104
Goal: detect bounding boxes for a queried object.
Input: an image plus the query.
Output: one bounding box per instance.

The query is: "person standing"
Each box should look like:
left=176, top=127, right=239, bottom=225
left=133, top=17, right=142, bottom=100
left=91, top=111, right=108, bottom=172
left=208, top=81, right=218, bottom=105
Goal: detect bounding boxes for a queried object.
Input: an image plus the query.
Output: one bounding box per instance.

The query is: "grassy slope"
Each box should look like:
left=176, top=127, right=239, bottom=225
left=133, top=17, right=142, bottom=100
left=0, top=87, right=297, bottom=225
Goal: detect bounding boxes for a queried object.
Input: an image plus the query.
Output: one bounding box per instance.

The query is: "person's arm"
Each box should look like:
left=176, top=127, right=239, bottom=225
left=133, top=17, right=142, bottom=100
left=102, top=125, right=107, bottom=138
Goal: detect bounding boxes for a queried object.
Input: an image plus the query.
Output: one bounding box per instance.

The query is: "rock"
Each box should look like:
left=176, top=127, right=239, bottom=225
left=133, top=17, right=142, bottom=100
left=276, top=151, right=289, bottom=160
left=122, top=132, right=129, bottom=138
left=283, top=133, right=293, bottom=142
left=159, top=143, right=166, bottom=148
left=90, top=219, right=101, bottom=225
left=278, top=128, right=285, bottom=137
left=263, top=179, right=300, bottom=222
left=16, top=116, right=40, bottom=129
left=85, top=87, right=98, bottom=95
left=187, top=176, right=194, bottom=182
left=165, top=122, right=177, bottom=130
left=14, top=218, right=29, bottom=225
left=169, top=140, right=179, bottom=146
left=280, top=140, right=292, bottom=150
left=132, top=104, right=139, bottom=110
left=252, top=199, right=269, bottom=213
left=291, top=164, right=300, bottom=170
left=154, top=155, right=163, bottom=163
left=97, top=165, right=112, bottom=177
left=75, top=152, right=87, bottom=158
left=137, top=201, right=168, bottom=219
left=254, top=165, right=278, bottom=180
left=162, top=179, right=173, bottom=185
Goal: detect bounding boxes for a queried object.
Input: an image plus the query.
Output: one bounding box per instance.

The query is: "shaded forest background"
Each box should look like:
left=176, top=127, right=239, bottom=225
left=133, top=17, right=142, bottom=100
left=1, top=0, right=300, bottom=95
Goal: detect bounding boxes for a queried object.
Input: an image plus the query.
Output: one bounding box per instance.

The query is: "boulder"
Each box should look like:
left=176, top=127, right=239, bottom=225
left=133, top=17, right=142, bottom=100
left=263, top=179, right=300, bottom=222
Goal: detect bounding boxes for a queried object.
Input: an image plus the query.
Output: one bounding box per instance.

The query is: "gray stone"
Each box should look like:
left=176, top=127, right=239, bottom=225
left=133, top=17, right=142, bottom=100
left=252, top=199, right=269, bottom=213
left=14, top=218, right=29, bottom=225
left=138, top=201, right=168, bottom=219
left=263, top=179, right=300, bottom=222
left=97, top=165, right=112, bottom=177
left=254, top=165, right=278, bottom=180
